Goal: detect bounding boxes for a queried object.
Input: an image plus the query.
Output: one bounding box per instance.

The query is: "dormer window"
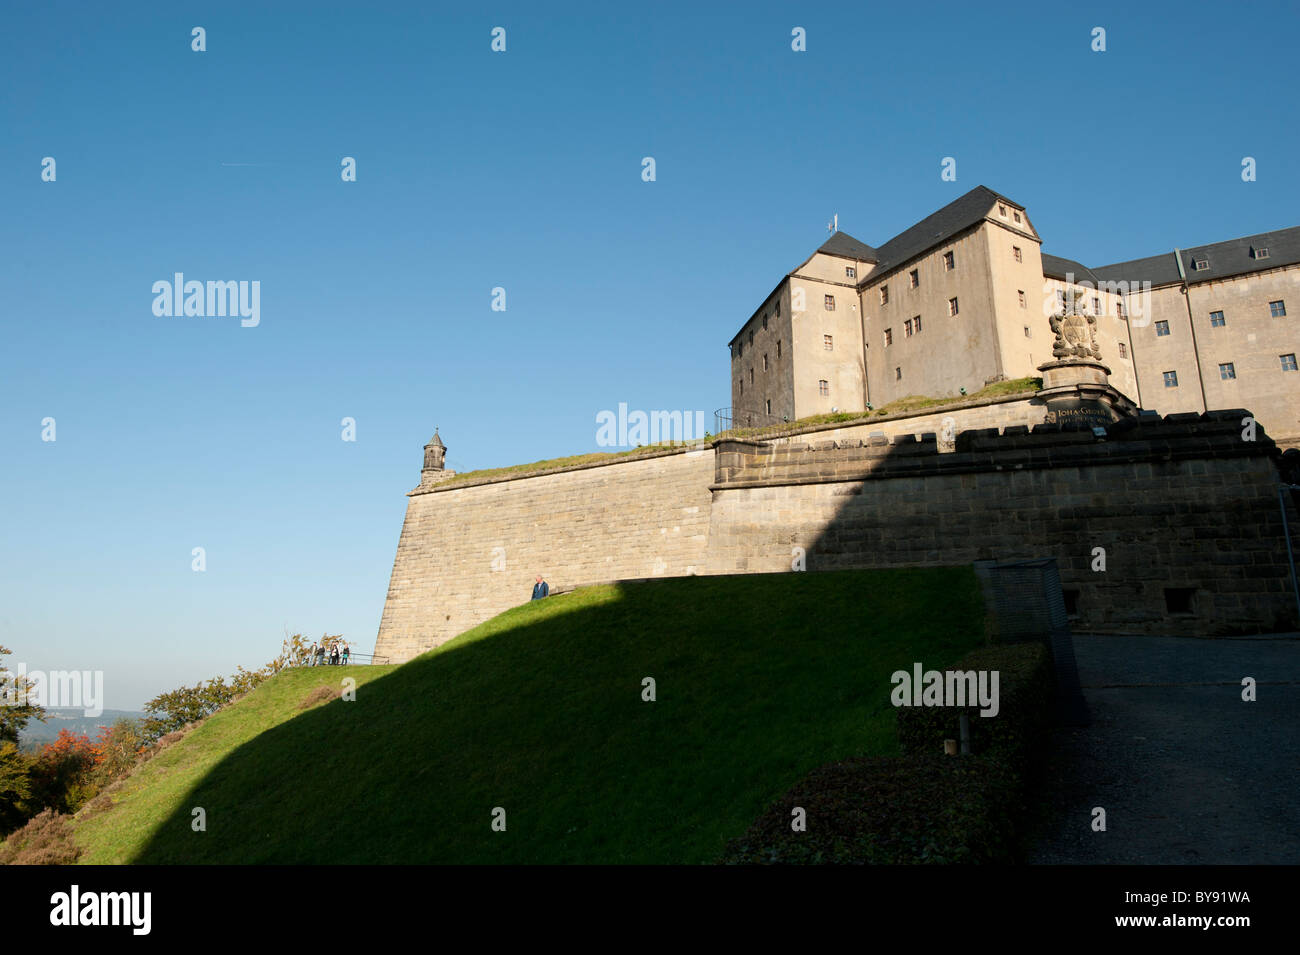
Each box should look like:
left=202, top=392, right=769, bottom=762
left=1252, top=246, right=1270, bottom=260
left=1192, top=258, right=1210, bottom=271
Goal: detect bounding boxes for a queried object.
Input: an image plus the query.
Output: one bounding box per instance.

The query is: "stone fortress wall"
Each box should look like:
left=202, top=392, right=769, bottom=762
left=375, top=401, right=1299, bottom=664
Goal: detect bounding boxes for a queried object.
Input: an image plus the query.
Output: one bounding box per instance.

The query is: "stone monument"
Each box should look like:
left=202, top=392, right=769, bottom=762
left=1036, top=292, right=1137, bottom=429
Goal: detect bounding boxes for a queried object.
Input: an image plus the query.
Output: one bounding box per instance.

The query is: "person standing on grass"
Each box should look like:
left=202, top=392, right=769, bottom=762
left=532, top=575, right=549, bottom=600
left=306, top=641, right=318, bottom=667
left=330, top=643, right=341, bottom=666
left=341, top=642, right=350, bottom=665
left=316, top=642, right=327, bottom=667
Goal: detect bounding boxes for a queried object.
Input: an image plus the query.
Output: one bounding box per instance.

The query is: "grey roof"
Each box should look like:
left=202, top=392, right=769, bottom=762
left=426, top=429, right=445, bottom=448
left=1092, top=225, right=1300, bottom=287
left=817, top=231, right=878, bottom=262
left=870, top=185, right=1023, bottom=277
left=1041, top=254, right=1099, bottom=284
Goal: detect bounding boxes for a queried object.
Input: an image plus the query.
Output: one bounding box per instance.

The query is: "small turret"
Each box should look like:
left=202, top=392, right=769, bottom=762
left=419, top=429, right=455, bottom=486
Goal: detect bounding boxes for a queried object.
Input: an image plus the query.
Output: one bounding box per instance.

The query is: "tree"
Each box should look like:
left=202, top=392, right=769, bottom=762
left=0, top=644, right=45, bottom=745
left=28, top=729, right=98, bottom=815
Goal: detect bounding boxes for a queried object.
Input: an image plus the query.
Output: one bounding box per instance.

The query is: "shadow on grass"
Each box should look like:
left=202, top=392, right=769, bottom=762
left=130, top=568, right=986, bottom=864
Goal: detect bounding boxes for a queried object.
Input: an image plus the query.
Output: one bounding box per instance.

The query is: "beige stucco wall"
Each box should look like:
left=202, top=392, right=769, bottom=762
left=788, top=266, right=867, bottom=416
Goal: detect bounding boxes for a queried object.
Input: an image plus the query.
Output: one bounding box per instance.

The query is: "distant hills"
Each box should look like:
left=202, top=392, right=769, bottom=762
left=18, top=708, right=146, bottom=750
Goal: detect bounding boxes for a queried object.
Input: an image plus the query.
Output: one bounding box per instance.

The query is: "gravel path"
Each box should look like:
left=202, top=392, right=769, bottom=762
left=1027, top=633, right=1300, bottom=864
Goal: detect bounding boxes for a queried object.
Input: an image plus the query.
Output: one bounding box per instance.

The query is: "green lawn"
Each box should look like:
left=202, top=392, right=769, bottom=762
left=72, top=567, right=988, bottom=864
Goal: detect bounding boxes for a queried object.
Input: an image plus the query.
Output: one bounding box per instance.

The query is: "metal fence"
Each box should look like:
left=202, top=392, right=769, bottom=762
left=713, top=406, right=787, bottom=435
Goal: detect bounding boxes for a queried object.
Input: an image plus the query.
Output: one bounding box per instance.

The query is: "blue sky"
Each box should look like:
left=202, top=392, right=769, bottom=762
left=3, top=1, right=1297, bottom=709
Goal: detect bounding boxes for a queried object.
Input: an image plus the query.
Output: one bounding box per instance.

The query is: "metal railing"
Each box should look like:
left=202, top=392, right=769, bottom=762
left=714, top=406, right=787, bottom=435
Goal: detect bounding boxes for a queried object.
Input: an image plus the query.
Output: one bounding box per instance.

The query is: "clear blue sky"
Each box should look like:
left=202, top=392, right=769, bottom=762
left=3, top=1, right=1297, bottom=709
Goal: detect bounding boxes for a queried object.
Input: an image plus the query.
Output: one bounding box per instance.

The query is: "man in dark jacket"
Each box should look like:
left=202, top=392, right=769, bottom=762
left=531, top=575, right=549, bottom=600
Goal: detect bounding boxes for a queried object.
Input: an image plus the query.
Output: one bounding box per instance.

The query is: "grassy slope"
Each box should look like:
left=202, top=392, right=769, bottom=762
left=73, top=568, right=987, bottom=864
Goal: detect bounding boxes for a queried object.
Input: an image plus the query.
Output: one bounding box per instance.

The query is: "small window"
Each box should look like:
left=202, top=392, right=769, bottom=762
left=1210, top=310, right=1226, bottom=327
left=765, top=398, right=772, bottom=414
left=1282, top=354, right=1297, bottom=372
left=749, top=368, right=754, bottom=384
left=1163, top=370, right=1179, bottom=388
left=776, top=300, right=781, bottom=316
left=1013, top=246, right=1022, bottom=262
left=1252, top=246, right=1270, bottom=260
left=738, top=379, right=743, bottom=396
left=823, top=334, right=833, bottom=351
left=738, top=342, right=744, bottom=358
left=1023, top=325, right=1031, bottom=338
left=818, top=379, right=829, bottom=396
left=762, top=315, right=769, bottom=330
left=1118, top=342, right=1128, bottom=359
left=1062, top=588, right=1080, bottom=616
left=1117, top=298, right=1126, bottom=317
left=1155, top=320, right=1170, bottom=336
left=824, top=294, right=836, bottom=311
left=884, top=328, right=893, bottom=346
left=1164, top=587, right=1196, bottom=614
left=880, top=285, right=889, bottom=305
left=1092, top=296, right=1100, bottom=313
left=904, top=318, right=913, bottom=337
left=1192, top=259, right=1209, bottom=271
left=914, top=314, right=922, bottom=333
left=895, top=366, right=902, bottom=381
left=846, top=265, right=857, bottom=279
left=1018, top=290, right=1026, bottom=308
left=1014, top=211, right=1022, bottom=224
left=776, top=339, right=782, bottom=358
left=1219, top=362, right=1236, bottom=380
left=948, top=297, right=959, bottom=316
left=909, top=269, right=919, bottom=289
left=1270, top=300, right=1287, bottom=318
left=943, top=251, right=955, bottom=271
left=749, top=331, right=754, bottom=345
left=998, top=205, right=1007, bottom=217
left=763, top=353, right=769, bottom=370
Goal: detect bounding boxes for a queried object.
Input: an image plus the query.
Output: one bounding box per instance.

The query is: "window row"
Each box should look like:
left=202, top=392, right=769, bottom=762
left=876, top=252, right=957, bottom=305
left=1163, top=354, right=1298, bottom=388
left=1154, top=301, right=1288, bottom=338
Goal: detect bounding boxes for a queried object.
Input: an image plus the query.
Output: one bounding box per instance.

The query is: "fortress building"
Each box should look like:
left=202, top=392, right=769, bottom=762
left=728, top=186, right=1300, bottom=448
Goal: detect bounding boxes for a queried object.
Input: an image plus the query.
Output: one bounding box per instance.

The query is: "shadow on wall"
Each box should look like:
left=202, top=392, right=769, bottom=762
left=712, top=410, right=1300, bottom=636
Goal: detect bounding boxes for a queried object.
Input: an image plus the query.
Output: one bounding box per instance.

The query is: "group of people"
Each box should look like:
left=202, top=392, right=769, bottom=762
left=305, top=640, right=350, bottom=666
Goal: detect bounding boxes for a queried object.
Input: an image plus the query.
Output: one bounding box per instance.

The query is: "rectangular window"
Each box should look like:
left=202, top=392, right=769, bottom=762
left=763, top=353, right=769, bottom=370
left=765, top=398, right=772, bottom=414
left=1252, top=247, right=1270, bottom=259
left=776, top=339, right=781, bottom=358
left=1117, top=298, right=1126, bottom=317
left=884, top=328, right=893, bottom=346
left=1155, top=320, right=1170, bottom=336
left=1014, top=211, right=1022, bottom=223
left=1270, top=300, right=1287, bottom=317
left=999, top=205, right=1007, bottom=217
left=749, top=331, right=754, bottom=345
left=1013, top=246, right=1022, bottom=262
left=1092, top=296, right=1100, bottom=313
left=1193, top=259, right=1209, bottom=271
left=823, top=334, right=833, bottom=350
left=1023, top=325, right=1031, bottom=338
left=1163, top=370, right=1179, bottom=388
left=1219, top=362, right=1236, bottom=380
left=749, top=368, right=754, bottom=384
left=880, top=285, right=889, bottom=305
left=909, top=269, right=919, bottom=289
left=824, top=294, right=836, bottom=311
left=1210, top=310, right=1225, bottom=327
left=845, top=265, right=856, bottom=279
left=776, top=300, right=781, bottom=316
left=738, top=342, right=743, bottom=358
left=904, top=318, right=913, bottom=337
left=1119, top=342, right=1128, bottom=359
left=914, top=314, right=922, bottom=333
left=762, top=315, right=768, bottom=330
left=948, top=297, right=959, bottom=316
left=1282, top=354, right=1298, bottom=372
left=895, top=366, right=902, bottom=381
left=739, top=379, right=743, bottom=396
left=818, top=379, right=829, bottom=396
left=943, top=251, right=955, bottom=271
left=1018, top=290, right=1026, bottom=308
